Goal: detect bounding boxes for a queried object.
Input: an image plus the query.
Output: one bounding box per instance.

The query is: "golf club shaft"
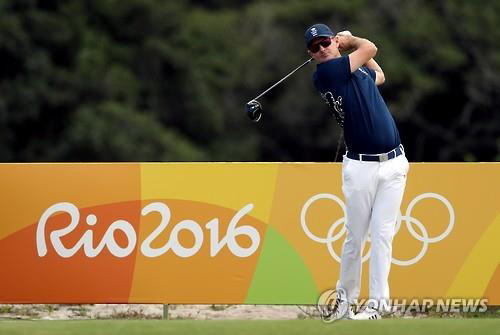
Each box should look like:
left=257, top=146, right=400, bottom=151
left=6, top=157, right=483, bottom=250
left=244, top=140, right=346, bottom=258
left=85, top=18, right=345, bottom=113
left=250, top=58, right=313, bottom=102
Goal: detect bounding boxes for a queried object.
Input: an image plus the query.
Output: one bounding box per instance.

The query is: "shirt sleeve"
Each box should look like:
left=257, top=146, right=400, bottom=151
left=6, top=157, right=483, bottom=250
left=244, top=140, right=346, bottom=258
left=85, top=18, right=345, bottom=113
left=337, top=55, right=351, bottom=82
left=364, top=67, right=376, bottom=81
left=316, top=55, right=351, bottom=88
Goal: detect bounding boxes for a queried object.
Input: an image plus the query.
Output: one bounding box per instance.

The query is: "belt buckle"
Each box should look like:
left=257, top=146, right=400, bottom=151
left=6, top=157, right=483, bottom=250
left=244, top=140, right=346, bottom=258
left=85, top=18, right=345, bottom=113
left=379, top=153, right=389, bottom=162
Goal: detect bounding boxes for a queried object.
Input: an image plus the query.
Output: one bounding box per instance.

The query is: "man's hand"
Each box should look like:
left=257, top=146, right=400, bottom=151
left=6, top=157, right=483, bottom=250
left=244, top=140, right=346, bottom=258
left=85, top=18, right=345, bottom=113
left=336, top=31, right=353, bottom=52
left=336, top=30, right=352, bottom=36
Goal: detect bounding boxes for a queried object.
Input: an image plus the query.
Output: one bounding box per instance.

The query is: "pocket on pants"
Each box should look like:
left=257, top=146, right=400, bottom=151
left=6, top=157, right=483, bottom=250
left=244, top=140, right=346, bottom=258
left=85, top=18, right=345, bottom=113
left=397, top=155, right=409, bottom=178
left=342, top=157, right=350, bottom=180
left=342, top=157, right=356, bottom=196
left=402, top=155, right=410, bottom=175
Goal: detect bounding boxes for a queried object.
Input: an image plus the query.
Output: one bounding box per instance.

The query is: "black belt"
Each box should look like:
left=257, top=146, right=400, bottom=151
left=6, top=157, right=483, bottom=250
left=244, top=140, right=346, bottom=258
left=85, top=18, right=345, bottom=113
left=347, top=145, right=404, bottom=162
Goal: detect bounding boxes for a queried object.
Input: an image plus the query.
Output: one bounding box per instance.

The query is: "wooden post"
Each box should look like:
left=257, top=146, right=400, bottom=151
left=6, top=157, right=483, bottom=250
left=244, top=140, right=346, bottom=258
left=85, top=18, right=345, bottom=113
left=163, top=304, right=169, bottom=320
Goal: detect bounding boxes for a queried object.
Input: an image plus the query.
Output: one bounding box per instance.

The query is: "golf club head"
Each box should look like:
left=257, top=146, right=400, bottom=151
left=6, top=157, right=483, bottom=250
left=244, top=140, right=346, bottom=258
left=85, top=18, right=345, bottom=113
left=246, top=100, right=262, bottom=122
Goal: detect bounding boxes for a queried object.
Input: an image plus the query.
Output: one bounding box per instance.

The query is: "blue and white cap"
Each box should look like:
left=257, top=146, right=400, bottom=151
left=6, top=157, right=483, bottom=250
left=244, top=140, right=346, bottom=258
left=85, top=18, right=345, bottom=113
left=305, top=23, right=335, bottom=47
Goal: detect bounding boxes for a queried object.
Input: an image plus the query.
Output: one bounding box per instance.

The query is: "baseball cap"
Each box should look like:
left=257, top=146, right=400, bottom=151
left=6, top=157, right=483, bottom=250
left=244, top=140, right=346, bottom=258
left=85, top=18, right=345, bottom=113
left=305, top=23, right=335, bottom=47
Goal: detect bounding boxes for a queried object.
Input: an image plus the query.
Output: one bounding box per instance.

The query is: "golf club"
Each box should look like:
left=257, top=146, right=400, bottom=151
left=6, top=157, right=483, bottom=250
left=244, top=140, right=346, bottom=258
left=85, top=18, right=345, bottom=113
left=246, top=58, right=313, bottom=122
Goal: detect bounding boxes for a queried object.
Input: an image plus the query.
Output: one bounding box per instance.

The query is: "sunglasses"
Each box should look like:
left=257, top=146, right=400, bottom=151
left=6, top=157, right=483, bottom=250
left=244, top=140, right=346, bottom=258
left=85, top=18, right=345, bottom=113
left=308, top=38, right=332, bottom=53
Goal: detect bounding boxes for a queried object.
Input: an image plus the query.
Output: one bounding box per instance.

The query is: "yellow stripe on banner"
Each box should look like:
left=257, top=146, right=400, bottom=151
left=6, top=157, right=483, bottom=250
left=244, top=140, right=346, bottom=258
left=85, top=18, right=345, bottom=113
left=140, top=163, right=279, bottom=224
left=447, top=214, right=500, bottom=298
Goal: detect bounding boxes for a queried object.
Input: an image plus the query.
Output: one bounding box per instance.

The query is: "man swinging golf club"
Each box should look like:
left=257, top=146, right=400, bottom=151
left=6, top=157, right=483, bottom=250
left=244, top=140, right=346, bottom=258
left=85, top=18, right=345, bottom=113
left=305, top=23, right=409, bottom=320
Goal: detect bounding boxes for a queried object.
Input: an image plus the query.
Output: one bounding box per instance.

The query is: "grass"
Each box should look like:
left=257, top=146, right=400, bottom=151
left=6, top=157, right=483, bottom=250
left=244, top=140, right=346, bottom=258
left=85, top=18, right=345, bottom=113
left=0, top=319, right=499, bottom=335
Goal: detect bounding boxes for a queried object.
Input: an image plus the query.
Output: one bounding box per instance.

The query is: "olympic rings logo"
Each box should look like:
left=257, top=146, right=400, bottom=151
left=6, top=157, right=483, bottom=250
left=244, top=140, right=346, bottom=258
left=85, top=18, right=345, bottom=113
left=300, top=193, right=455, bottom=266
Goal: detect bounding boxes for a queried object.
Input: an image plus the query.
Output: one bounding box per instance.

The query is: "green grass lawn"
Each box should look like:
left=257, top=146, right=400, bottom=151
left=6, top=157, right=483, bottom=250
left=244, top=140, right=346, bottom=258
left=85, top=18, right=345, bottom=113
left=0, top=319, right=499, bottom=335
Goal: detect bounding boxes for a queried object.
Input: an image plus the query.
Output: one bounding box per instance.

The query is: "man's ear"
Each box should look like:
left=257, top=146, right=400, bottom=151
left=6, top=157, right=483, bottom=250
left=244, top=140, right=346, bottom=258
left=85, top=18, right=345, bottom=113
left=333, top=36, right=340, bottom=47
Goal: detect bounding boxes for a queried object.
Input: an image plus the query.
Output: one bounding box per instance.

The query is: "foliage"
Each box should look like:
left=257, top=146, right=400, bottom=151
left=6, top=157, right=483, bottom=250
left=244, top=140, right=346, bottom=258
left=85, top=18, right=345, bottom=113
left=0, top=0, right=498, bottom=162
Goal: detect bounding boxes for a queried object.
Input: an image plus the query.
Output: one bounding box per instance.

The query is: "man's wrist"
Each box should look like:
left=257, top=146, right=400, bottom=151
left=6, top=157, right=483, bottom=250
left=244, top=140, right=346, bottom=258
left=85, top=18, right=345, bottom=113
left=338, top=35, right=353, bottom=52
left=337, top=32, right=374, bottom=54
left=346, top=36, right=366, bottom=50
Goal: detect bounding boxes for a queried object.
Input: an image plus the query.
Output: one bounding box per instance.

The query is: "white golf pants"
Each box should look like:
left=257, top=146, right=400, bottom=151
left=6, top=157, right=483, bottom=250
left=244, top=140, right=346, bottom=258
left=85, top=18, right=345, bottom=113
left=337, top=153, right=409, bottom=306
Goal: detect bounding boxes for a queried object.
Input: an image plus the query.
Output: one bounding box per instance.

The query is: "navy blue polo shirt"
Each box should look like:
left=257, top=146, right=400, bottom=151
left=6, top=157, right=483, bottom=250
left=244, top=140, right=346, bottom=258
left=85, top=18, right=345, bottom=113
left=313, top=55, right=401, bottom=154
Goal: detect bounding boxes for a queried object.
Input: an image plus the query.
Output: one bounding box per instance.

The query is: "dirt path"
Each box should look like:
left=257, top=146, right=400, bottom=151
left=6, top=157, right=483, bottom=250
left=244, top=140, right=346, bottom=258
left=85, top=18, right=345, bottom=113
left=0, top=304, right=316, bottom=320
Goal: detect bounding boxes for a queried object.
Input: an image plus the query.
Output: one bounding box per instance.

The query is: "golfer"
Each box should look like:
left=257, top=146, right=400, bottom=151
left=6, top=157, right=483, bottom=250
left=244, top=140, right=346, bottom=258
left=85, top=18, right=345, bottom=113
left=305, top=23, right=409, bottom=320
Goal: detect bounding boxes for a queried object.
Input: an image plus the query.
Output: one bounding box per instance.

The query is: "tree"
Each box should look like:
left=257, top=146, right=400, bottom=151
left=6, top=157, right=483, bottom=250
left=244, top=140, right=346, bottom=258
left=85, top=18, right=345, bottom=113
left=0, top=0, right=498, bottom=162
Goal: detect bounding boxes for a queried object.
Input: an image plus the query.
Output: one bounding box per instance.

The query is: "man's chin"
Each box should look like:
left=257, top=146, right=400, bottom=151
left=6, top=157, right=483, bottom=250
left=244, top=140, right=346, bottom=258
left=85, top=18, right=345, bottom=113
left=318, top=55, right=335, bottom=63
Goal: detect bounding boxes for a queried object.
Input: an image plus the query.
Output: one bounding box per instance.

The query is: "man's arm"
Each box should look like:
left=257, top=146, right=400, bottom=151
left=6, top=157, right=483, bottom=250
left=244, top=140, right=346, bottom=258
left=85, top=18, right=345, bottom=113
left=336, top=31, right=378, bottom=75
left=364, top=58, right=385, bottom=86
